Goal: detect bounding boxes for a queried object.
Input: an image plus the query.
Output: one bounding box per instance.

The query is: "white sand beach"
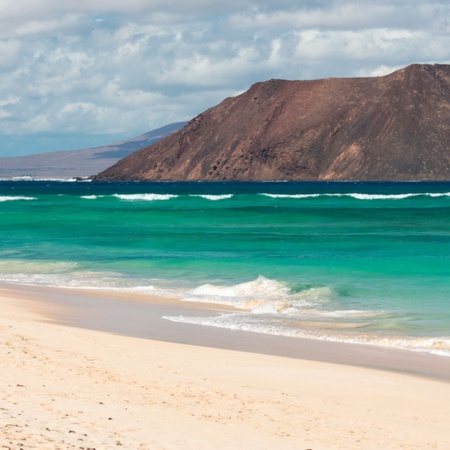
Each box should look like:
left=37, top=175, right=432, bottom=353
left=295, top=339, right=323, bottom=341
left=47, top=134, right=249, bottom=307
left=1, top=284, right=450, bottom=450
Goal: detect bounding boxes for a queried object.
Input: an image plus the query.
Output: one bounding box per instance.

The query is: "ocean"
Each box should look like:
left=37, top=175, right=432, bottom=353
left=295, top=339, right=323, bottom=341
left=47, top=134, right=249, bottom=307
left=1, top=180, right=449, bottom=356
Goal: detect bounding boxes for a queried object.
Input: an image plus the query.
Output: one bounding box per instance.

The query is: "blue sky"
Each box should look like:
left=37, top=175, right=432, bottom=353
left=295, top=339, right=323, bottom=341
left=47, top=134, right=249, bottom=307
left=1, top=0, right=450, bottom=156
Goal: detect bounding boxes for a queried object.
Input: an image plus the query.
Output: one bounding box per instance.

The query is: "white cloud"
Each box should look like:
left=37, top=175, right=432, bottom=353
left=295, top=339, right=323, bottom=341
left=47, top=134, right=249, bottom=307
left=99, top=82, right=166, bottom=109
left=356, top=65, right=403, bottom=78
left=230, top=4, right=396, bottom=30
left=157, top=46, right=261, bottom=87
left=0, top=96, right=20, bottom=121
left=230, top=1, right=450, bottom=31
left=294, top=28, right=426, bottom=60
left=1, top=0, right=450, bottom=155
left=0, top=97, right=20, bottom=107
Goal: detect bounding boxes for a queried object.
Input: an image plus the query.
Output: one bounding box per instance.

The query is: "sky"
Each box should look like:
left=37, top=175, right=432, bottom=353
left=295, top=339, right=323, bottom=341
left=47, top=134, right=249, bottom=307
left=0, top=0, right=450, bottom=156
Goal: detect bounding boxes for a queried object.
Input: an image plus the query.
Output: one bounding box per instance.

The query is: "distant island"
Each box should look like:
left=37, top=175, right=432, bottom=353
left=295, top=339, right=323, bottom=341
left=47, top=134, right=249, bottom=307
left=94, top=64, right=450, bottom=182
left=0, top=122, right=187, bottom=179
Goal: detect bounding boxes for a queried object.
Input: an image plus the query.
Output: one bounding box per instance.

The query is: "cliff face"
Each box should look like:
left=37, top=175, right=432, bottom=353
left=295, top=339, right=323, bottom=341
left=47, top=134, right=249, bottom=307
left=94, top=64, right=450, bottom=181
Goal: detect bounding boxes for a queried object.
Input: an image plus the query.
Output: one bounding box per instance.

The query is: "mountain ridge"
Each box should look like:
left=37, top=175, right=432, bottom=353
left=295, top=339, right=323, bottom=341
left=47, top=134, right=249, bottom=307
left=0, top=122, right=187, bottom=179
left=94, top=64, right=450, bottom=182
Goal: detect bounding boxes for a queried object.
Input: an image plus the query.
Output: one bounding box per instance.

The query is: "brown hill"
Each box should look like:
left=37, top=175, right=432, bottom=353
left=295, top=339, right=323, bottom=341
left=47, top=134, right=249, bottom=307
left=0, top=122, right=186, bottom=179
left=94, top=64, right=450, bottom=182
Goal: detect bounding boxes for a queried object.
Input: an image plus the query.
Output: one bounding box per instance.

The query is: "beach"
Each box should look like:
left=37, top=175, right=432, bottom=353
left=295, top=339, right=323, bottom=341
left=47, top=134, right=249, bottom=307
left=2, top=284, right=450, bottom=450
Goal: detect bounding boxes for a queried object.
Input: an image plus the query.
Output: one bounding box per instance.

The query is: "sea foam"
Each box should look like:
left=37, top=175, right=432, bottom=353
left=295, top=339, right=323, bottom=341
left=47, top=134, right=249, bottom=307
left=183, top=276, right=335, bottom=314
left=261, top=193, right=321, bottom=199
left=162, top=314, right=450, bottom=357
left=347, top=193, right=420, bottom=200
left=261, top=192, right=450, bottom=200
left=0, top=176, right=85, bottom=182
left=0, top=196, right=36, bottom=202
left=81, top=195, right=102, bottom=199
left=192, top=194, right=234, bottom=200
left=112, top=193, right=178, bottom=201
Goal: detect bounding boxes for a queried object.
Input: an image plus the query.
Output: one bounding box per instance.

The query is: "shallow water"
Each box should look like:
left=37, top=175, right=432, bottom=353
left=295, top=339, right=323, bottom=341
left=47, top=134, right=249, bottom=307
left=1, top=180, right=449, bottom=355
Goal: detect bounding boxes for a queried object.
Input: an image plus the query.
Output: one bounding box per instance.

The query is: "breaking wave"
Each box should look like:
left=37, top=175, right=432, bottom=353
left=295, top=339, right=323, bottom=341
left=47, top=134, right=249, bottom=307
left=184, top=276, right=340, bottom=315
left=261, top=192, right=450, bottom=200
left=112, top=193, right=178, bottom=201
left=0, top=259, right=158, bottom=293
left=164, top=275, right=450, bottom=356
left=192, top=194, right=234, bottom=200
left=262, top=194, right=321, bottom=199
left=0, top=177, right=88, bottom=182
left=0, top=195, right=36, bottom=202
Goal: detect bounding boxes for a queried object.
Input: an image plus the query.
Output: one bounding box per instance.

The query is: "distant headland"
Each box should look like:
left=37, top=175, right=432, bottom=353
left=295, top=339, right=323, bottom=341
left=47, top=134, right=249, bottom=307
left=94, top=64, right=450, bottom=182
left=0, top=122, right=187, bottom=180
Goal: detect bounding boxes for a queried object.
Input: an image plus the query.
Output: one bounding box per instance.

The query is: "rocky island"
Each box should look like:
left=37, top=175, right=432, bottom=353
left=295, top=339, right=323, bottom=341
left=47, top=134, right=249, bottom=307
left=94, top=64, right=450, bottom=181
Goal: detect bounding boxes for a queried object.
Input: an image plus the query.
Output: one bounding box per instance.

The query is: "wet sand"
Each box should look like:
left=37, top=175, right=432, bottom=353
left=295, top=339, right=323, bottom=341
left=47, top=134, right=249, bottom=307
left=1, top=283, right=450, bottom=449
left=6, top=283, right=450, bottom=381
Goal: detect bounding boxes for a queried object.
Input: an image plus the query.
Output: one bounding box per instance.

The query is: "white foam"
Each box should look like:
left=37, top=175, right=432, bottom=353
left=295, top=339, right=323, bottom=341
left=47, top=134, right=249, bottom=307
left=320, top=309, right=385, bottom=318
left=261, top=192, right=450, bottom=200
left=193, top=194, right=234, bottom=200
left=347, top=193, right=420, bottom=200
left=162, top=314, right=450, bottom=357
left=251, top=303, right=281, bottom=314
left=262, top=193, right=321, bottom=199
left=186, top=276, right=290, bottom=307
left=190, top=276, right=288, bottom=298
left=368, top=336, right=450, bottom=356
left=429, top=193, right=450, bottom=197
left=112, top=193, right=178, bottom=201
left=81, top=195, right=101, bottom=199
left=0, top=196, right=36, bottom=202
left=0, top=176, right=84, bottom=182
left=183, top=276, right=335, bottom=316
left=0, top=269, right=157, bottom=293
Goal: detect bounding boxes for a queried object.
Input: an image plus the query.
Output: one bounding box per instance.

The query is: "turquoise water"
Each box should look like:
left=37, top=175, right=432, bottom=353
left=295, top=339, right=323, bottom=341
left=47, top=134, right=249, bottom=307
left=1, top=180, right=449, bottom=355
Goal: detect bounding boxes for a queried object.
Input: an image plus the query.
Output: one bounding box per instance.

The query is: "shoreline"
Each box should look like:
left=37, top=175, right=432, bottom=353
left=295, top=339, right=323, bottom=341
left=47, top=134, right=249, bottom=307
left=2, top=282, right=450, bottom=382
left=2, top=282, right=450, bottom=449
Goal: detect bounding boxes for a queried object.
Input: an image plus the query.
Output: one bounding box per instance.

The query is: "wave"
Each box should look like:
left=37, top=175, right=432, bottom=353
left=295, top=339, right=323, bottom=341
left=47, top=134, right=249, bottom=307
left=112, top=193, right=178, bottom=201
left=163, top=314, right=450, bottom=357
left=183, top=276, right=386, bottom=322
left=192, top=194, right=234, bottom=201
left=0, top=195, right=36, bottom=202
left=262, top=192, right=450, bottom=200
left=0, top=176, right=88, bottom=182
left=81, top=195, right=101, bottom=199
left=0, top=261, right=157, bottom=293
left=99, top=193, right=233, bottom=201
left=1, top=257, right=447, bottom=357
left=183, top=276, right=335, bottom=314
left=87, top=192, right=450, bottom=202
left=80, top=195, right=107, bottom=200
left=262, top=193, right=321, bottom=199
left=429, top=193, right=450, bottom=197
left=347, top=193, right=421, bottom=200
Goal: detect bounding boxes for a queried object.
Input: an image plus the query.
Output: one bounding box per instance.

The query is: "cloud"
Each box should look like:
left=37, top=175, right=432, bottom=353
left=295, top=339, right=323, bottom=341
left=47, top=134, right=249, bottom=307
left=230, top=1, right=450, bottom=31
left=0, top=40, right=22, bottom=69
left=230, top=4, right=396, bottom=30
left=0, top=96, right=20, bottom=119
left=1, top=0, right=450, bottom=155
left=294, top=28, right=428, bottom=60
